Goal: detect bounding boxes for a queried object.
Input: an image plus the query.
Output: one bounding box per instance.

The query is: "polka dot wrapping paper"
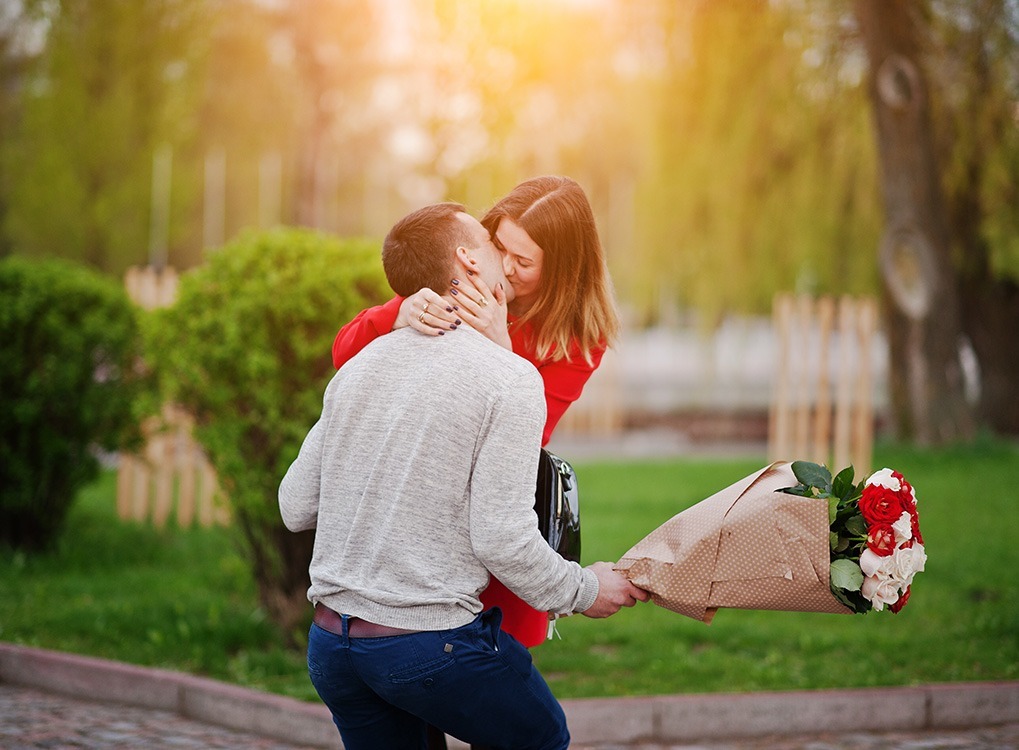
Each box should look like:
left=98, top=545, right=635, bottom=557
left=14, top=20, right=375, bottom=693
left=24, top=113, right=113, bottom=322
left=614, top=461, right=853, bottom=623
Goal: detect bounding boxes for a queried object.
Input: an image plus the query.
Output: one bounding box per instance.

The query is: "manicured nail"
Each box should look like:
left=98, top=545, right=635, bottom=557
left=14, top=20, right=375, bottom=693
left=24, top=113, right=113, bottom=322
left=455, top=319, right=461, bottom=325
left=452, top=278, right=460, bottom=285
left=438, top=330, right=445, bottom=336
left=453, top=305, right=460, bottom=311
left=450, top=324, right=457, bottom=330
left=467, top=269, right=475, bottom=276
left=446, top=306, right=453, bottom=312
left=451, top=288, right=459, bottom=295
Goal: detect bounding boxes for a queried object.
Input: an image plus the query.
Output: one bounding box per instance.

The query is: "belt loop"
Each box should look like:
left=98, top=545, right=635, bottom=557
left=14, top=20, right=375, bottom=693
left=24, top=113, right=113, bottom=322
left=340, top=613, right=350, bottom=644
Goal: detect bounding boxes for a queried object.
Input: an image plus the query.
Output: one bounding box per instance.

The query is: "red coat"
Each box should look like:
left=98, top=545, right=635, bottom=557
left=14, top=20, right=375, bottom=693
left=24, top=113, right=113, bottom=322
left=331, top=296, right=604, bottom=646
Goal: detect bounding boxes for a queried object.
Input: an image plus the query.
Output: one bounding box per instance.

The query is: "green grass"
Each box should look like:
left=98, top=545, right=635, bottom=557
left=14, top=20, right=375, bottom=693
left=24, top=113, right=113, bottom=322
left=535, top=437, right=1019, bottom=696
left=0, top=471, right=317, bottom=701
left=2, top=437, right=1017, bottom=702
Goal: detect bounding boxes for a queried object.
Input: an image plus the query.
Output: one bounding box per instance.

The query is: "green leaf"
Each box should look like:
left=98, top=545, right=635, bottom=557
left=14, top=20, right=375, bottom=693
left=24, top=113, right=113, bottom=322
left=791, top=461, right=832, bottom=493
left=832, top=465, right=856, bottom=500
left=830, top=586, right=856, bottom=610
left=782, top=485, right=812, bottom=497
left=827, top=496, right=840, bottom=524
left=830, top=531, right=840, bottom=551
left=830, top=559, right=864, bottom=591
left=830, top=585, right=871, bottom=614
left=845, top=514, right=869, bottom=538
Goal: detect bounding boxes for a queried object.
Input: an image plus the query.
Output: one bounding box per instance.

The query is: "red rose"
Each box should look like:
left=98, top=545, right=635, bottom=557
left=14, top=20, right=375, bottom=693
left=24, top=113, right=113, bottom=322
left=893, top=471, right=915, bottom=502
left=910, top=510, right=924, bottom=545
left=866, top=524, right=896, bottom=556
left=859, top=484, right=906, bottom=525
left=890, top=585, right=911, bottom=613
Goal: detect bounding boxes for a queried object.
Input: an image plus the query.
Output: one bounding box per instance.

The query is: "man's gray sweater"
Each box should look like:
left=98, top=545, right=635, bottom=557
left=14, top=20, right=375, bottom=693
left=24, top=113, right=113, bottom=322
left=279, top=326, right=599, bottom=631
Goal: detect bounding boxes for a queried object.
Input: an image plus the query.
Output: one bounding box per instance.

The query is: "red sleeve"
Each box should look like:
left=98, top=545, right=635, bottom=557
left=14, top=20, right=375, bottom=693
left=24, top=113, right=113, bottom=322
left=331, top=295, right=404, bottom=369
left=533, top=343, right=605, bottom=446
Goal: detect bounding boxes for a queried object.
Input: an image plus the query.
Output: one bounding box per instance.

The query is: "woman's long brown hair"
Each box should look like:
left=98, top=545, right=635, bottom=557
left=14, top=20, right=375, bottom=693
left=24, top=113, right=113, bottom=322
left=481, top=176, right=619, bottom=364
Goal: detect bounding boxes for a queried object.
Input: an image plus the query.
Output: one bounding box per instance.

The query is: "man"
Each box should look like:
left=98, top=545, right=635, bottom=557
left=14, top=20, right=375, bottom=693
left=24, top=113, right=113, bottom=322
left=279, top=202, right=647, bottom=750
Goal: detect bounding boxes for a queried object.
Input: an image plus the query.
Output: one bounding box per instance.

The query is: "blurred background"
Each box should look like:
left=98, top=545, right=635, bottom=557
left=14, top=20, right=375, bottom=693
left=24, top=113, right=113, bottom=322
left=2, top=1, right=1018, bottom=708
left=1, top=0, right=1017, bottom=443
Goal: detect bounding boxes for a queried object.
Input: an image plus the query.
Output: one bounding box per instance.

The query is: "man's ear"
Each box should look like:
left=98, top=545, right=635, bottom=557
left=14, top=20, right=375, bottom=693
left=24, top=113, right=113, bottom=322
left=454, top=246, right=473, bottom=269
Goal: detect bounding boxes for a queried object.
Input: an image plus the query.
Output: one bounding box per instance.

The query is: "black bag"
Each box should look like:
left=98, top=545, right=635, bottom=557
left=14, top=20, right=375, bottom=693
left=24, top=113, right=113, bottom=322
left=533, top=449, right=581, bottom=563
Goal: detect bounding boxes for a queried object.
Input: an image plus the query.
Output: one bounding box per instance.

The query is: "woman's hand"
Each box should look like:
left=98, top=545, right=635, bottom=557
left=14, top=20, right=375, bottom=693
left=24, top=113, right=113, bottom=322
left=450, top=265, right=511, bottom=350
left=394, top=288, right=461, bottom=336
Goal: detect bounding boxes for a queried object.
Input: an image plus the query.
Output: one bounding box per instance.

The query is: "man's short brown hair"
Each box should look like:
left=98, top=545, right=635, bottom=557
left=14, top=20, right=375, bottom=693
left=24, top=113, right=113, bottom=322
left=382, top=202, right=471, bottom=297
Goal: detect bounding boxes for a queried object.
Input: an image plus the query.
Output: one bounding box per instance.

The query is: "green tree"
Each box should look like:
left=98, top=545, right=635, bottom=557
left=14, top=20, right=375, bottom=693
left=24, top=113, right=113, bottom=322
left=927, top=0, right=1019, bottom=435
left=0, top=257, right=148, bottom=551
left=1, top=0, right=208, bottom=274
left=0, top=1, right=48, bottom=258
left=145, top=228, right=389, bottom=634
left=630, top=0, right=883, bottom=325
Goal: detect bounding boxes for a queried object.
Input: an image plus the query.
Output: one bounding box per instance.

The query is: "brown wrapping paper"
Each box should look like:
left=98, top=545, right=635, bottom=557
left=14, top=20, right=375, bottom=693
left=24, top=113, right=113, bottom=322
left=615, top=462, right=852, bottom=623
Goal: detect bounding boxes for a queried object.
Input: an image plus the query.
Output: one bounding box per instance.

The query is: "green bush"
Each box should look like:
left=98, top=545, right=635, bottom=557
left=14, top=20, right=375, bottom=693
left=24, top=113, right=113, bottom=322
left=145, top=227, right=389, bottom=634
left=0, top=258, right=148, bottom=551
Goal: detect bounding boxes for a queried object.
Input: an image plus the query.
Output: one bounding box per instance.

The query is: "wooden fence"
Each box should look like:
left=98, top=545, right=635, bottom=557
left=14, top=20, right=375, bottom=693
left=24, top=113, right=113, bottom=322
left=768, top=293, right=879, bottom=475
left=116, top=405, right=229, bottom=529
left=118, top=265, right=229, bottom=528
left=124, top=264, right=178, bottom=310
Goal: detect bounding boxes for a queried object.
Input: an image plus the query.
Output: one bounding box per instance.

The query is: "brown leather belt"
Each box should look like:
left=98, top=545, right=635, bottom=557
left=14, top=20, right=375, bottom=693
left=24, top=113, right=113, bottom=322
left=313, top=603, right=421, bottom=638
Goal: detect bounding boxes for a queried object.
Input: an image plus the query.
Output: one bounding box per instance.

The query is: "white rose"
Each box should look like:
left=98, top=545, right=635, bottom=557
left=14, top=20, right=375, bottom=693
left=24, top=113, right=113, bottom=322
left=860, top=547, right=890, bottom=577
left=889, top=543, right=927, bottom=583
left=866, top=468, right=901, bottom=491
left=861, top=574, right=902, bottom=611
left=892, top=512, right=914, bottom=544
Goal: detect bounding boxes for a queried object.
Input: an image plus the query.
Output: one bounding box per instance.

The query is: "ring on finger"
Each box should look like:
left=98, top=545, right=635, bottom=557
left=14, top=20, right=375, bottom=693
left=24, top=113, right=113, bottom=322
left=422, top=302, right=430, bottom=314
left=418, top=310, right=427, bottom=323
left=477, top=296, right=488, bottom=307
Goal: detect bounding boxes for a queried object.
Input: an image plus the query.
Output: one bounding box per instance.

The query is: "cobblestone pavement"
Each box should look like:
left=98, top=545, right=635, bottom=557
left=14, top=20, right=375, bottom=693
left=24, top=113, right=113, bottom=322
left=3, top=683, right=1017, bottom=750
left=0, top=684, right=320, bottom=750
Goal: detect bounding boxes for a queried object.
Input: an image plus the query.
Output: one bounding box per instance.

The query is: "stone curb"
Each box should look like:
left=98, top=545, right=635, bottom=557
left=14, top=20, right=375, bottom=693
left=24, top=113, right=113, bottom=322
left=0, top=643, right=337, bottom=747
left=2, top=642, right=1017, bottom=748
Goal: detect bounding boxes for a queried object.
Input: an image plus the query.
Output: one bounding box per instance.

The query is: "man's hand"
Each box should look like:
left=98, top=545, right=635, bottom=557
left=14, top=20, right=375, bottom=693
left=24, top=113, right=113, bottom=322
left=581, top=561, right=650, bottom=618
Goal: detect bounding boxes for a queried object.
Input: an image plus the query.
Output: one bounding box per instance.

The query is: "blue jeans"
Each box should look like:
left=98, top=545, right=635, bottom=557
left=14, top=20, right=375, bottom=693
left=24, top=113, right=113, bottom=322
left=307, top=608, right=570, bottom=750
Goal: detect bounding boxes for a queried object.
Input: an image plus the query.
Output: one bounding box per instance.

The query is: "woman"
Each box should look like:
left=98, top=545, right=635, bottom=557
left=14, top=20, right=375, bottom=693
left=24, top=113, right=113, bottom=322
left=331, top=176, right=619, bottom=647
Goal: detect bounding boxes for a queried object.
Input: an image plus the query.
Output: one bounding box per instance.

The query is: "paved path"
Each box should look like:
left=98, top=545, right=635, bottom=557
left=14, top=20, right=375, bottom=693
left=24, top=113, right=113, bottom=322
left=2, top=643, right=1017, bottom=749
left=1, top=684, right=320, bottom=750
left=3, top=682, right=1018, bottom=749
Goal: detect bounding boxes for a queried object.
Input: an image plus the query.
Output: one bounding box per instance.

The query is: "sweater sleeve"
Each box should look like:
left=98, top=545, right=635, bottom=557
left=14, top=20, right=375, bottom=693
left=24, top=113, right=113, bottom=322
left=331, top=296, right=404, bottom=370
left=468, top=370, right=599, bottom=615
left=278, top=415, right=325, bottom=532
left=535, top=342, right=606, bottom=446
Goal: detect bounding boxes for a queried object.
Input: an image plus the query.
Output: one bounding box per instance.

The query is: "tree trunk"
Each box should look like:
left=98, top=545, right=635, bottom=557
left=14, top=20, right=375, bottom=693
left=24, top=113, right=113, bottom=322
left=853, top=0, right=974, bottom=444
left=937, top=5, right=1019, bottom=437
left=262, top=525, right=318, bottom=640
left=241, top=514, right=316, bottom=643
left=960, top=277, right=1019, bottom=435
left=948, top=124, right=1019, bottom=435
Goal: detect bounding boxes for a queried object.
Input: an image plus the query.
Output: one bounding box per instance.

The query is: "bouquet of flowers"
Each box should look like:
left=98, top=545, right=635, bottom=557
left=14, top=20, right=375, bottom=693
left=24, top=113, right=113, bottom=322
left=615, top=461, right=925, bottom=622
left=780, top=461, right=926, bottom=614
